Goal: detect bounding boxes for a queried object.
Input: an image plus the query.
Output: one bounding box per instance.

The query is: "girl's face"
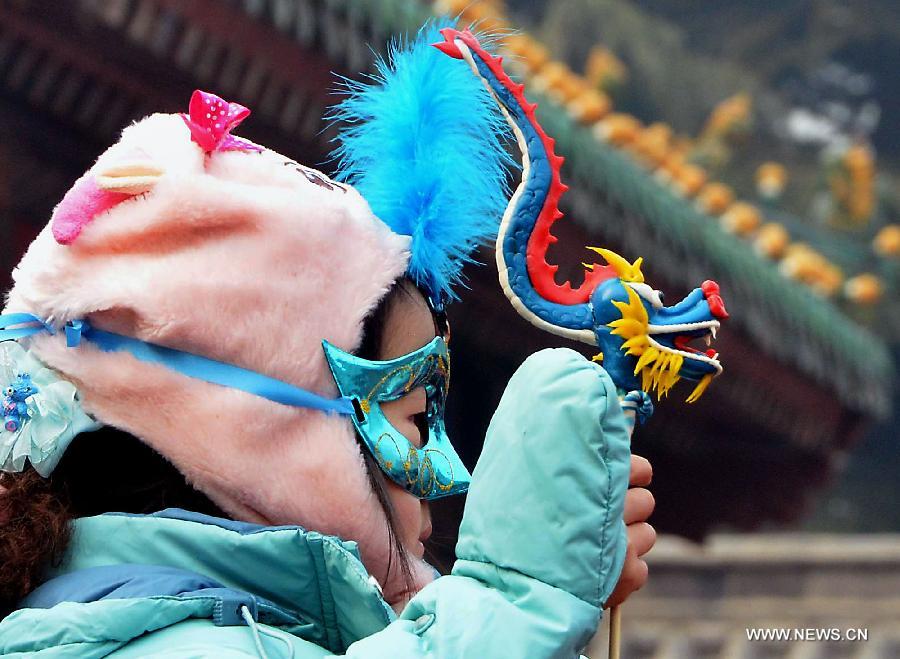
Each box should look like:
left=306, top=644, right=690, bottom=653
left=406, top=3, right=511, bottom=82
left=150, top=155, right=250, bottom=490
left=376, top=285, right=441, bottom=560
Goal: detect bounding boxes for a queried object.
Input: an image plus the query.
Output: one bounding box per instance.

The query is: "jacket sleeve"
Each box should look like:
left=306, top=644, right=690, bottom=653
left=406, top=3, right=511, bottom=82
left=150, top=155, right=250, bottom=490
left=342, top=348, right=633, bottom=659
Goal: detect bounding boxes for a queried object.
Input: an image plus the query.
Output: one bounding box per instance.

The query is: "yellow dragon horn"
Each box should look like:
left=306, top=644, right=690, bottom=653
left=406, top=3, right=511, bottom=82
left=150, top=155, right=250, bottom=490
left=631, top=257, right=645, bottom=282
left=586, top=247, right=644, bottom=283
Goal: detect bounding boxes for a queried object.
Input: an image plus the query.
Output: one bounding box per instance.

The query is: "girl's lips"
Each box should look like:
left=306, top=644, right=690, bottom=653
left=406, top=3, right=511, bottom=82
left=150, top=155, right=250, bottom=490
left=419, top=522, right=433, bottom=543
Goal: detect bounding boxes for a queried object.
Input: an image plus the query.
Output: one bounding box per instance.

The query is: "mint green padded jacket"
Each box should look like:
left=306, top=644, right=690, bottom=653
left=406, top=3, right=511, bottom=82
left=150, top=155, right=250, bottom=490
left=0, top=348, right=632, bottom=658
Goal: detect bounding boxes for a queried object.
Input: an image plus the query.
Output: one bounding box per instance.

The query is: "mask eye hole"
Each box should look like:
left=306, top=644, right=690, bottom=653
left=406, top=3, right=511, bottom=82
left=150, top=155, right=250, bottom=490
left=411, top=412, right=429, bottom=447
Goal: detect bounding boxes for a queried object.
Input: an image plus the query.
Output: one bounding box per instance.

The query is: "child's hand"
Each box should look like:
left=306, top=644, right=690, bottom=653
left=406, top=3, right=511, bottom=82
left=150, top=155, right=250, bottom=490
left=604, top=454, right=655, bottom=608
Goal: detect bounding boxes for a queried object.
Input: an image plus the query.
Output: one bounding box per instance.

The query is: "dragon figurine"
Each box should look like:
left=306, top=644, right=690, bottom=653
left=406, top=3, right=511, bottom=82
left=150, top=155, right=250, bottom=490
left=435, top=29, right=727, bottom=403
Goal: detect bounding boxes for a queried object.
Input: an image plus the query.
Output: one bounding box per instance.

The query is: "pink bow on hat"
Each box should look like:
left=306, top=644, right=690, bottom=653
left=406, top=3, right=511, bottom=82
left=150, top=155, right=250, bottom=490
left=180, top=90, right=262, bottom=154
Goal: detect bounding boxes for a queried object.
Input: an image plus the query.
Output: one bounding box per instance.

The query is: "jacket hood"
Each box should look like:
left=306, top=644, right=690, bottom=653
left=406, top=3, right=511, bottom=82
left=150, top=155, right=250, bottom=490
left=0, top=510, right=395, bottom=656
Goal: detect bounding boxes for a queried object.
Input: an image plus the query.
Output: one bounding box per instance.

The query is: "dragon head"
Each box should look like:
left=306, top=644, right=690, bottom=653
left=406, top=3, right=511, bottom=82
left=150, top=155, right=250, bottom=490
left=588, top=249, right=727, bottom=402
left=432, top=28, right=729, bottom=404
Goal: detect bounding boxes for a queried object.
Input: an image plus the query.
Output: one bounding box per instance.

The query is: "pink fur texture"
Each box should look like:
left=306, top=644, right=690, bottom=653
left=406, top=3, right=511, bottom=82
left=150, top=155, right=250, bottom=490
left=5, top=113, right=432, bottom=602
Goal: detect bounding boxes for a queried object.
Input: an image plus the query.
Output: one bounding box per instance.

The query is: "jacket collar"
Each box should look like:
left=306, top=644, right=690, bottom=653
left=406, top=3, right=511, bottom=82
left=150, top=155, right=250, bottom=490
left=36, top=509, right=394, bottom=651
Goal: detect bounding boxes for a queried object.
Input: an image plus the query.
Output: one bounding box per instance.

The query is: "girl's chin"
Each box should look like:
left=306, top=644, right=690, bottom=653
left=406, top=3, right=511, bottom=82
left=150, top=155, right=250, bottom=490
left=410, top=540, right=425, bottom=559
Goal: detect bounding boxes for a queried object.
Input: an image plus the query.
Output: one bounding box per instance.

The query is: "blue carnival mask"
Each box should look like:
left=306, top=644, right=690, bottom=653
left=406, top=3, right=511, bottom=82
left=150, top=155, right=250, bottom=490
left=323, top=336, right=469, bottom=500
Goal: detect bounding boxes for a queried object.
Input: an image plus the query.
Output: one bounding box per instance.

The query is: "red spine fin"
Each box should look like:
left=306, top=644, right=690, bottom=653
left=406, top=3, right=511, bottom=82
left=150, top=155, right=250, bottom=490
left=435, top=28, right=612, bottom=304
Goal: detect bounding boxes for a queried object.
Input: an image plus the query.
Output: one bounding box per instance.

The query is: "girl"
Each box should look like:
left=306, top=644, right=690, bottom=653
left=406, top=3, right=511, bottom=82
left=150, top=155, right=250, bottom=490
left=0, top=26, right=654, bottom=657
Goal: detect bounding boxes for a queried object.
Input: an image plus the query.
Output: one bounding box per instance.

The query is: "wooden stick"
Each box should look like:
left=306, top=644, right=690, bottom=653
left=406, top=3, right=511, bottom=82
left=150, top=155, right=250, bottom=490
left=608, top=605, right=622, bottom=659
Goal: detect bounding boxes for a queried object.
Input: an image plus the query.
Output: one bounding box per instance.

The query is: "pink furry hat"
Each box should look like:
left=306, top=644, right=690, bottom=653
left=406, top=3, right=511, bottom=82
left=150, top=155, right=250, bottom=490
left=3, top=96, right=432, bottom=601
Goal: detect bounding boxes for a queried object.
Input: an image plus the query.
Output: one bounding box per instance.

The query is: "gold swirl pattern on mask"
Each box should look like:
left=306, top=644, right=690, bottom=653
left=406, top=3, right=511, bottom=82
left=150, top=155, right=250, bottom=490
left=371, top=432, right=454, bottom=496
left=425, top=448, right=455, bottom=493
left=358, top=353, right=450, bottom=414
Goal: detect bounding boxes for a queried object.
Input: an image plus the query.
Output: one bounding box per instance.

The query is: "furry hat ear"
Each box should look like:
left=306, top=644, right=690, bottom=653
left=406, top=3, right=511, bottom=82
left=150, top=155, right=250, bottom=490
left=51, top=113, right=207, bottom=246
left=52, top=164, right=162, bottom=245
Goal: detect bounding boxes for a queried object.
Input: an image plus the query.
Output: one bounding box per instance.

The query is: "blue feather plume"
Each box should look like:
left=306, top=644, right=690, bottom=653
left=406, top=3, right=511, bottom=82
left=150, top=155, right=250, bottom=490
left=329, top=23, right=513, bottom=305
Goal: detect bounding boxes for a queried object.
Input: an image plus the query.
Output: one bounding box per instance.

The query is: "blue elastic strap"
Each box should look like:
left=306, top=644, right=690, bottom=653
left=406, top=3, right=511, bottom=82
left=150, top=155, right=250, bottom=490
left=0, top=315, right=354, bottom=417
left=0, top=313, right=54, bottom=342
